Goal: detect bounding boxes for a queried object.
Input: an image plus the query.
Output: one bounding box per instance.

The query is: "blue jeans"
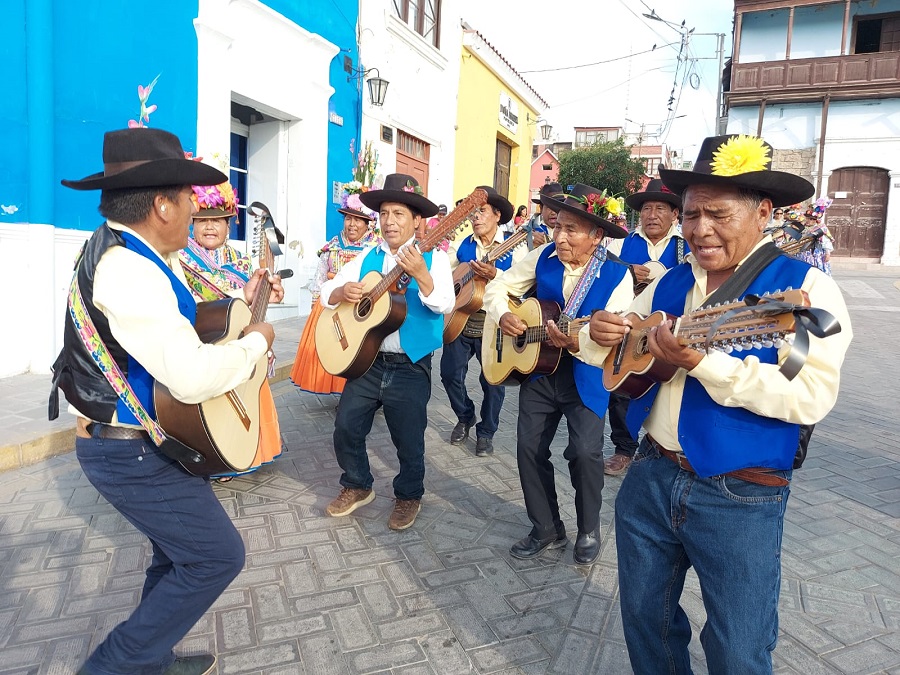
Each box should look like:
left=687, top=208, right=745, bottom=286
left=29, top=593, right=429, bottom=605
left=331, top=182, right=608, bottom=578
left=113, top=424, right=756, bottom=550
left=616, top=437, right=791, bottom=674
left=76, top=432, right=245, bottom=675
left=333, top=353, right=432, bottom=500
left=440, top=332, right=505, bottom=438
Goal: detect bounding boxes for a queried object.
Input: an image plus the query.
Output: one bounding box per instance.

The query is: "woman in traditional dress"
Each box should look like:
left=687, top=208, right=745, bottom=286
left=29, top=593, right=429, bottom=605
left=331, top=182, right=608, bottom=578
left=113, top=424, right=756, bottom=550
left=290, top=191, right=381, bottom=394
left=180, top=181, right=283, bottom=481
left=796, top=201, right=835, bottom=276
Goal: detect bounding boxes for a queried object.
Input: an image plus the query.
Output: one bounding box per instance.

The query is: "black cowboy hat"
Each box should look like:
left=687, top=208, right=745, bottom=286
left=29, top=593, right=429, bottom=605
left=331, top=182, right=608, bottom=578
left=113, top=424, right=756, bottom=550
left=475, top=185, right=514, bottom=224
left=359, top=173, right=438, bottom=217
left=625, top=177, right=682, bottom=211
left=532, top=181, right=565, bottom=205
left=541, top=183, right=627, bottom=239
left=61, top=128, right=226, bottom=191
left=658, top=134, right=814, bottom=208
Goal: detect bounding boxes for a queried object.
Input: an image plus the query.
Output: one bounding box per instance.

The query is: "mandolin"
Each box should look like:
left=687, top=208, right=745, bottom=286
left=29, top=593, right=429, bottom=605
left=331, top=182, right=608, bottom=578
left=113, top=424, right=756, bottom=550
left=602, top=289, right=809, bottom=398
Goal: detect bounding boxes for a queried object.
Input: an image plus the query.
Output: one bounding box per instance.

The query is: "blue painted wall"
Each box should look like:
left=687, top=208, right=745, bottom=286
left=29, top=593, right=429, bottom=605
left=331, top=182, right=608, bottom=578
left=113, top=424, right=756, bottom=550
left=2, top=0, right=361, bottom=237
left=260, top=0, right=363, bottom=238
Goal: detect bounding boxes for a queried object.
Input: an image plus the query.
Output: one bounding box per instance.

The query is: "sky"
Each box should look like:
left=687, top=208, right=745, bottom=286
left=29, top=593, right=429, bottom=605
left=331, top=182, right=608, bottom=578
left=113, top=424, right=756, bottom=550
left=456, top=0, right=736, bottom=161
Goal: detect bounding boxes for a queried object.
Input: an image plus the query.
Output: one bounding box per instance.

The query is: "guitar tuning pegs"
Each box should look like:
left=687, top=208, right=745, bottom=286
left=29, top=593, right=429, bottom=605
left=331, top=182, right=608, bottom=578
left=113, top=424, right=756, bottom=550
left=732, top=343, right=744, bottom=352
left=762, top=338, right=774, bottom=348
left=773, top=338, right=784, bottom=348
left=723, top=344, right=734, bottom=354
left=751, top=339, right=762, bottom=350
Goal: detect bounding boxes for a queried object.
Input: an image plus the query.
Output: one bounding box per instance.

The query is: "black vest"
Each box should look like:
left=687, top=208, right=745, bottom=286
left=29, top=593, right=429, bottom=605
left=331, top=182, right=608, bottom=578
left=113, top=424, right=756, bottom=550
left=49, top=224, right=130, bottom=423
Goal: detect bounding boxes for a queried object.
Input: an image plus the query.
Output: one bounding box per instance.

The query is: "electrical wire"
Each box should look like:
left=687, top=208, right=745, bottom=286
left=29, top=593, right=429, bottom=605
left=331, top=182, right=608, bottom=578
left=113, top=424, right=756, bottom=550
left=519, top=42, right=678, bottom=74
left=616, top=0, right=682, bottom=55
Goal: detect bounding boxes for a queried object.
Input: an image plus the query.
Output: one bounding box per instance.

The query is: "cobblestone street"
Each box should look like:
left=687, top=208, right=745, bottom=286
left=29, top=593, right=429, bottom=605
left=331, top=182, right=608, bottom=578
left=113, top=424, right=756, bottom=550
left=1, top=269, right=899, bottom=674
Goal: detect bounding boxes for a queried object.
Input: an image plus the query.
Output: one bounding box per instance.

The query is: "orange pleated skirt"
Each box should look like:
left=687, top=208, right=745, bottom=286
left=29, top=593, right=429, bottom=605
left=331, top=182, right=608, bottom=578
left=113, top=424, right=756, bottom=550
left=290, top=301, right=347, bottom=395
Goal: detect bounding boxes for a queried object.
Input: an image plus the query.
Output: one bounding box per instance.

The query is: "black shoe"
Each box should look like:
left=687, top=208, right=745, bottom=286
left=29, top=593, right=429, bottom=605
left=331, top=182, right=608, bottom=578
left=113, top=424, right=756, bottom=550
left=573, top=529, right=601, bottom=565
left=475, top=437, right=493, bottom=456
left=164, top=654, right=217, bottom=675
left=450, top=420, right=473, bottom=445
left=509, top=533, right=568, bottom=559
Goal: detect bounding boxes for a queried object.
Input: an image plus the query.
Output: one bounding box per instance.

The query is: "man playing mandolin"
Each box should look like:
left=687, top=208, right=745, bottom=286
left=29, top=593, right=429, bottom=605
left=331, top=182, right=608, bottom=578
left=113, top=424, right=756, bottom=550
left=441, top=185, right=525, bottom=457
left=581, top=134, right=853, bottom=673
left=50, top=128, right=284, bottom=675
left=602, top=178, right=688, bottom=477
left=482, top=183, right=633, bottom=565
left=320, top=173, right=455, bottom=531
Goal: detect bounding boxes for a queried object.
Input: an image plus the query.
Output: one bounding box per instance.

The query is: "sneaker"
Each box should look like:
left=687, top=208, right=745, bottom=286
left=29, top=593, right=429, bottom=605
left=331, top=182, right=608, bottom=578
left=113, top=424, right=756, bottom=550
left=388, top=498, right=421, bottom=530
left=475, top=437, right=494, bottom=457
left=450, top=420, right=473, bottom=445
left=163, top=654, right=217, bottom=675
left=326, top=487, right=375, bottom=517
left=604, top=453, right=632, bottom=477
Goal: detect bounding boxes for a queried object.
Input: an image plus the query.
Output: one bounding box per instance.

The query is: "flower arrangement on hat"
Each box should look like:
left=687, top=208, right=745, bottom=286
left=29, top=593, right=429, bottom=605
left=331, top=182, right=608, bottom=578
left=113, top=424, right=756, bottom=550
left=578, top=189, right=625, bottom=221
left=402, top=180, right=425, bottom=197
left=709, top=134, right=771, bottom=176
left=805, top=196, right=833, bottom=221
left=191, top=182, right=239, bottom=216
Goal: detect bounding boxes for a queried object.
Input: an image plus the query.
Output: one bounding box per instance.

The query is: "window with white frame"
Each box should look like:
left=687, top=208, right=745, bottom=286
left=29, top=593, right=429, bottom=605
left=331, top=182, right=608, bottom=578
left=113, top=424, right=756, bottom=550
left=393, top=0, right=441, bottom=48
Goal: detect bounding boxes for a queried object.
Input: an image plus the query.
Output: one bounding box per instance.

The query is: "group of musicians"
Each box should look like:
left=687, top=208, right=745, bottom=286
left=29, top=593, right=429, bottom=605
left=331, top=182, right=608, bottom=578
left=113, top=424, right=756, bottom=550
left=54, top=127, right=852, bottom=675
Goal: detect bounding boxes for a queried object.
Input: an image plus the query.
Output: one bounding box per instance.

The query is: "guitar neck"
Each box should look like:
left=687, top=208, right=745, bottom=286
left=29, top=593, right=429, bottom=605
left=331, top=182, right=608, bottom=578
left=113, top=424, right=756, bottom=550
left=520, top=317, right=590, bottom=345
left=458, top=227, right=530, bottom=287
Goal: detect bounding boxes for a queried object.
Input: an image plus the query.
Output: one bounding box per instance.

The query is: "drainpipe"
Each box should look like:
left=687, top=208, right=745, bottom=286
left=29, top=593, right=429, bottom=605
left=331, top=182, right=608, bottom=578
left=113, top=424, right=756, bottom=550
left=757, top=98, right=767, bottom=137
left=816, top=94, right=831, bottom=196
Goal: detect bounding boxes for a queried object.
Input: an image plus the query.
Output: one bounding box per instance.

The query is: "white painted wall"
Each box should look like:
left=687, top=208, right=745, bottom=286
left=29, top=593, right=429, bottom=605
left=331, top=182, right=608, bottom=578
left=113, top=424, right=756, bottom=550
left=357, top=0, right=464, bottom=205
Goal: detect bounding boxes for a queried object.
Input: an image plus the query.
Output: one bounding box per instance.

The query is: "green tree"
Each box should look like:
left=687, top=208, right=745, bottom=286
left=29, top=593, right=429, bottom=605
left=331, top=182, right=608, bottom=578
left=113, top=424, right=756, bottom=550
left=557, top=137, right=647, bottom=200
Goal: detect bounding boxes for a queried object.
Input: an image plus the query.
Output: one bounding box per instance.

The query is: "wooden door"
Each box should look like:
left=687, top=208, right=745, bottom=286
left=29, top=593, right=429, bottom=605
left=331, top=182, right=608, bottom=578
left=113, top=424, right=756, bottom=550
left=396, top=130, right=430, bottom=194
left=827, top=167, right=889, bottom=257
left=494, top=140, right=512, bottom=198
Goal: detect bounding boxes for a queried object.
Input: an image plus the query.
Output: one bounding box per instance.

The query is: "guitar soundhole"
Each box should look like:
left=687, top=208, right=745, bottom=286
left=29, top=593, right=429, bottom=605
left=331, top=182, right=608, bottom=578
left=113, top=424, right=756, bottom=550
left=453, top=282, right=461, bottom=295
left=513, top=334, right=527, bottom=351
left=356, top=297, right=372, bottom=319
left=635, top=331, right=650, bottom=357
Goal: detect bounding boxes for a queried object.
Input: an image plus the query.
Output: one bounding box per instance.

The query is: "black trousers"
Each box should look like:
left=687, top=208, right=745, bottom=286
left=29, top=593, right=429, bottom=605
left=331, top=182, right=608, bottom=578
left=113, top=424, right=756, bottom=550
left=516, top=355, right=606, bottom=538
left=608, top=391, right=639, bottom=457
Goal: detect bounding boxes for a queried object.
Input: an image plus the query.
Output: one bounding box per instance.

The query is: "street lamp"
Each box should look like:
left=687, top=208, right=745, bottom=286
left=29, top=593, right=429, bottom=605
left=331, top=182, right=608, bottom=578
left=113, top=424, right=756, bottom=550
left=643, top=9, right=727, bottom=134
left=527, top=113, right=553, bottom=141
left=348, top=66, right=390, bottom=107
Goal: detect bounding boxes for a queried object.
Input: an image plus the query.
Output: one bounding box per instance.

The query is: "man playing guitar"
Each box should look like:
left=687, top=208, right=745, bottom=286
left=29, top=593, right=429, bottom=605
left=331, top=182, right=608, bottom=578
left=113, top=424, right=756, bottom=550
left=602, top=178, right=688, bottom=477
left=319, top=174, right=455, bottom=531
left=441, top=186, right=525, bottom=457
left=481, top=183, right=634, bottom=565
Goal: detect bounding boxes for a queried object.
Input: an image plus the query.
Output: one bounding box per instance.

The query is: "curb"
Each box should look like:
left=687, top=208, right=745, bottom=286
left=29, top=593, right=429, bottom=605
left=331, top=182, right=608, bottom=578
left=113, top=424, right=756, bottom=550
left=0, top=363, right=294, bottom=474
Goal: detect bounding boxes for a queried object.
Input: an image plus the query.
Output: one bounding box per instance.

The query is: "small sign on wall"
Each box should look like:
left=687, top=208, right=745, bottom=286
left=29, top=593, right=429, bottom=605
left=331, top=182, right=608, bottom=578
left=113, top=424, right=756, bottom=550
left=329, top=111, right=344, bottom=126
left=333, top=181, right=343, bottom=203
left=833, top=191, right=848, bottom=198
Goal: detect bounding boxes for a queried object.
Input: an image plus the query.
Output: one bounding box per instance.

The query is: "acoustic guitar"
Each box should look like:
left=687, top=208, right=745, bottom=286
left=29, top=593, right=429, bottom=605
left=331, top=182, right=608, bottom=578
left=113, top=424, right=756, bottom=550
left=481, top=297, right=590, bottom=386
left=154, top=203, right=287, bottom=476
left=316, top=189, right=488, bottom=379
left=602, top=289, right=809, bottom=398
left=443, top=224, right=532, bottom=344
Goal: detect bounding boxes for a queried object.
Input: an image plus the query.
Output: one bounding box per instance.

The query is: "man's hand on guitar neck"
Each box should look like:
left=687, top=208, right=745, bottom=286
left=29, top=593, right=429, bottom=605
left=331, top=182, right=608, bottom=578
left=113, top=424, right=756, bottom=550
left=330, top=281, right=365, bottom=305
left=470, top=260, right=497, bottom=280
left=647, top=319, right=703, bottom=372
left=546, top=320, right=579, bottom=352
left=395, top=243, right=434, bottom=296
left=243, top=268, right=285, bottom=305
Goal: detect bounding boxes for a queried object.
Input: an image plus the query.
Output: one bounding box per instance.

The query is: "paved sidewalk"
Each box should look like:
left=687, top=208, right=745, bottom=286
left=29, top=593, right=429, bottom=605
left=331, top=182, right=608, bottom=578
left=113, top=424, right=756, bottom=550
left=1, top=269, right=900, bottom=674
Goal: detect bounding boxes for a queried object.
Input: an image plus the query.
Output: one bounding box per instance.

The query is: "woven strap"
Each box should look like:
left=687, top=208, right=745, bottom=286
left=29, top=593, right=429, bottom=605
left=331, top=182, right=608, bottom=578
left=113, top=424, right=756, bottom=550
left=561, top=246, right=607, bottom=319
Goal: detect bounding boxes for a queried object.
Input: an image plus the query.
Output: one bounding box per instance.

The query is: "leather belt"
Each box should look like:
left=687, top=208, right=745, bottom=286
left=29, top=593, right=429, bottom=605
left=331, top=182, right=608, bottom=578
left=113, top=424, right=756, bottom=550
left=83, top=421, right=149, bottom=440
left=377, top=351, right=412, bottom=364
left=646, top=435, right=790, bottom=487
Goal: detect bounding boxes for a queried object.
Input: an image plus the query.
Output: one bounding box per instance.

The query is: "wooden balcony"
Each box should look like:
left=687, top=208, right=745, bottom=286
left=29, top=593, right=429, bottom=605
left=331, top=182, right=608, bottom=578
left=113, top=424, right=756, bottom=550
left=727, top=52, right=900, bottom=106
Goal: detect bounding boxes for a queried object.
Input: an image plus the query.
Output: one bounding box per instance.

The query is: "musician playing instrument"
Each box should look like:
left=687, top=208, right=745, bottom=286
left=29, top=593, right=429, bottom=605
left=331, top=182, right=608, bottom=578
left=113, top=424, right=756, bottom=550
left=601, top=178, right=688, bottom=477
left=50, top=128, right=283, bottom=675
left=481, top=183, right=633, bottom=565
left=319, top=174, right=455, bottom=531
left=441, top=186, right=524, bottom=457
left=581, top=135, right=853, bottom=673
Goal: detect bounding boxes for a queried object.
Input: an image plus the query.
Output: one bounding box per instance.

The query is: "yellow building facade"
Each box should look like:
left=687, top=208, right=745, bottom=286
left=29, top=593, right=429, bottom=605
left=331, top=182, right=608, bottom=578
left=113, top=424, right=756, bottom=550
left=453, top=29, right=547, bottom=213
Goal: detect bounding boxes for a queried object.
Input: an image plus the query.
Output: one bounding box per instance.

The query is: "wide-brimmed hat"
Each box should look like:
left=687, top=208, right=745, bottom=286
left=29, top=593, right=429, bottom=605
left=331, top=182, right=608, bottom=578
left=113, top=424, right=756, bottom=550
left=658, top=134, right=814, bottom=208
left=475, top=185, right=514, bottom=223
left=359, top=173, right=438, bottom=217
left=625, top=178, right=682, bottom=211
left=62, top=128, right=226, bottom=191
left=532, top=181, right=565, bottom=205
left=192, top=182, right=238, bottom=219
left=540, top=183, right=627, bottom=239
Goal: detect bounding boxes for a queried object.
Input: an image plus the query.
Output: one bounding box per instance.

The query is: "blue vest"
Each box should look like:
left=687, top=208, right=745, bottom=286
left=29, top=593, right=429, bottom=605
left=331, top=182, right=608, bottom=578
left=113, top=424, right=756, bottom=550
left=456, top=235, right=514, bottom=271
left=626, top=256, right=812, bottom=476
left=534, top=244, right=628, bottom=418
left=118, top=232, right=197, bottom=424
left=619, top=231, right=688, bottom=269
left=359, top=246, right=443, bottom=363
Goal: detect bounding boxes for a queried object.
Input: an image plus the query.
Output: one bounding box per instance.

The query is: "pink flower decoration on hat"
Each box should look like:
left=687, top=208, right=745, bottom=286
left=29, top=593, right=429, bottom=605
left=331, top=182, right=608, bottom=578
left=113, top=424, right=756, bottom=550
left=347, top=193, right=364, bottom=211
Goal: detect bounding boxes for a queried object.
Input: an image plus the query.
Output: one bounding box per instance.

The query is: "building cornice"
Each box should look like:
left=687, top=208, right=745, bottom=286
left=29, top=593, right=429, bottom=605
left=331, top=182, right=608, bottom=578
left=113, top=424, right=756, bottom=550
left=462, top=30, right=547, bottom=112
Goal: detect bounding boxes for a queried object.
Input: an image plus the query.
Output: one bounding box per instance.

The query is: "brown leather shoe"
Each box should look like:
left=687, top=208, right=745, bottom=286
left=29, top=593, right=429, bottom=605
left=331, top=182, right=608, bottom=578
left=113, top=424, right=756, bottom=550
left=604, top=453, right=632, bottom=477
left=326, top=487, right=375, bottom=517
left=388, top=498, right=421, bottom=530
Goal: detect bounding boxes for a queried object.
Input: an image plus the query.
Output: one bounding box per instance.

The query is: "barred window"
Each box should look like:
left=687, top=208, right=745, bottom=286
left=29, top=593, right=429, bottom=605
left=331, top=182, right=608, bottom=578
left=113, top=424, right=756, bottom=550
left=393, top=0, right=441, bottom=48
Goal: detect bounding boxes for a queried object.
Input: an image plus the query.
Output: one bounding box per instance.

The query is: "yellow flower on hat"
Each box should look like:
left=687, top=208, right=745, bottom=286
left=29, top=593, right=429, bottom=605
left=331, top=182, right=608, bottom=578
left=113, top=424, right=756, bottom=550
left=709, top=135, right=771, bottom=177
left=605, top=197, right=624, bottom=217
